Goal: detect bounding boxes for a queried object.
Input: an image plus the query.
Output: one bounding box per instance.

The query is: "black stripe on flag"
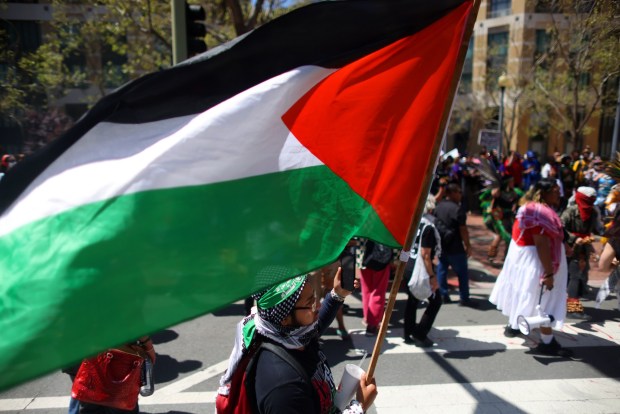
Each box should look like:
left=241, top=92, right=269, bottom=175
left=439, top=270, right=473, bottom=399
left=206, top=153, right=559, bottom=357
left=0, top=0, right=468, bottom=214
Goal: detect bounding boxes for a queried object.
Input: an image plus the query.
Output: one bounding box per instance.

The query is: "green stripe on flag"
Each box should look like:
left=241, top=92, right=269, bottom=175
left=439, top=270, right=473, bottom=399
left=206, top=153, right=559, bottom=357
left=0, top=165, right=396, bottom=389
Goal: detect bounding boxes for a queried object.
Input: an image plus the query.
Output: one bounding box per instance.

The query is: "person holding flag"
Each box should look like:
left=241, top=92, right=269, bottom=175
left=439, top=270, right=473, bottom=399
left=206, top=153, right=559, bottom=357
left=0, top=0, right=478, bottom=390
left=218, top=269, right=376, bottom=413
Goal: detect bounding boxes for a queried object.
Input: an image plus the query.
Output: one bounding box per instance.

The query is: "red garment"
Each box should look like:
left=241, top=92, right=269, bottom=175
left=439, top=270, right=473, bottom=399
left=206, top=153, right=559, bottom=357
left=360, top=266, right=390, bottom=327
left=575, top=191, right=595, bottom=222
left=504, top=158, right=523, bottom=186
left=512, top=220, right=544, bottom=246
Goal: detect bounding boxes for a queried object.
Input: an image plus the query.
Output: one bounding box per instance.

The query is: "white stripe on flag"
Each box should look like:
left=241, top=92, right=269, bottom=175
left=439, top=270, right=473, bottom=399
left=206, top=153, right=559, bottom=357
left=0, top=66, right=335, bottom=236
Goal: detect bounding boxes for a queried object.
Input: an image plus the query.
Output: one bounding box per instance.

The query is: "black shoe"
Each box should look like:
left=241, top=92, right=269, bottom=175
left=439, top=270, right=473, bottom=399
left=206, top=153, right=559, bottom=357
left=567, top=312, right=592, bottom=321
left=458, top=299, right=479, bottom=308
left=404, top=335, right=415, bottom=344
left=411, top=336, right=434, bottom=348
left=365, top=326, right=378, bottom=337
left=535, top=338, right=573, bottom=357
left=442, top=295, right=453, bottom=304
left=504, top=325, right=521, bottom=338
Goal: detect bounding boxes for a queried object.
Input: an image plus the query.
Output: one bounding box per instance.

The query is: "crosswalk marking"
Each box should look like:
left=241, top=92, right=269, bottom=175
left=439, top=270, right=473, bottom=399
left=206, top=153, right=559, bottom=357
left=1, top=321, right=618, bottom=412
left=374, top=377, right=620, bottom=413
left=3, top=378, right=619, bottom=411
left=335, top=321, right=620, bottom=355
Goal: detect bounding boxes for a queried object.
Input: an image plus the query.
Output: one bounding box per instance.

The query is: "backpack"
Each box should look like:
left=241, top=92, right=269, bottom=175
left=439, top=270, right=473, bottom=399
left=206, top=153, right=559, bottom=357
left=215, top=342, right=312, bottom=414
left=362, top=240, right=393, bottom=270
left=433, top=216, right=455, bottom=247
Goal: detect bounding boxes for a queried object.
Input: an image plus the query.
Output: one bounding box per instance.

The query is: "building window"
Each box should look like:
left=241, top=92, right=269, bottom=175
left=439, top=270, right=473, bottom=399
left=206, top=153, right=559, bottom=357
left=534, top=0, right=555, bottom=13
left=459, top=38, right=473, bottom=94
left=1, top=20, right=41, bottom=55
left=101, top=40, right=128, bottom=88
left=534, top=29, right=551, bottom=67
left=535, top=29, right=551, bottom=56
left=529, top=136, right=546, bottom=160
left=60, top=25, right=87, bottom=88
left=487, top=0, right=511, bottom=19
left=487, top=31, right=508, bottom=87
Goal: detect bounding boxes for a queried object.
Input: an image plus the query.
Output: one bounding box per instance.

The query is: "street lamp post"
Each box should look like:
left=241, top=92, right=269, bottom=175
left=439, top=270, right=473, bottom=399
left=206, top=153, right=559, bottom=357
left=497, top=72, right=508, bottom=158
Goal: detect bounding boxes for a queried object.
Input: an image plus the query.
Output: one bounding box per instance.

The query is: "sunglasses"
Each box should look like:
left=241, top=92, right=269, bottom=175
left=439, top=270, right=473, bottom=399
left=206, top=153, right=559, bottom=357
left=294, top=302, right=317, bottom=312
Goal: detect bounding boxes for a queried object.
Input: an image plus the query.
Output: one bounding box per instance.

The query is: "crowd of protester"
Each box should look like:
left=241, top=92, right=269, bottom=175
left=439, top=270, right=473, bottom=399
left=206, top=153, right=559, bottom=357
left=430, top=145, right=620, bottom=326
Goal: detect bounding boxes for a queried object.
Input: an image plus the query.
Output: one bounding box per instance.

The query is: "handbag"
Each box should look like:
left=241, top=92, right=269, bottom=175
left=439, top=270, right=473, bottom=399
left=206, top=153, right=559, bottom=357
left=72, top=347, right=144, bottom=410
left=408, top=257, right=433, bottom=300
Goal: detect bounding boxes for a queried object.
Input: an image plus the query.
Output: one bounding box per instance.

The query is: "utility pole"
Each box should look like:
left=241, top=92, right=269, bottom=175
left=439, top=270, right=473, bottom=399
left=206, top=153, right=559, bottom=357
left=171, top=0, right=187, bottom=65
left=497, top=73, right=508, bottom=158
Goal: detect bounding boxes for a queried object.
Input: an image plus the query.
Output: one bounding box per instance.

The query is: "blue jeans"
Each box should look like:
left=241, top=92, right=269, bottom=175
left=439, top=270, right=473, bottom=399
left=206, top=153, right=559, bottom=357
left=436, top=253, right=470, bottom=301
left=68, top=397, right=79, bottom=414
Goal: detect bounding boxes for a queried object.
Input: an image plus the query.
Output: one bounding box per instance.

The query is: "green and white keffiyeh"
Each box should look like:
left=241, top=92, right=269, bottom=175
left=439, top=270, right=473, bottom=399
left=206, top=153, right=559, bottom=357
left=219, top=274, right=319, bottom=387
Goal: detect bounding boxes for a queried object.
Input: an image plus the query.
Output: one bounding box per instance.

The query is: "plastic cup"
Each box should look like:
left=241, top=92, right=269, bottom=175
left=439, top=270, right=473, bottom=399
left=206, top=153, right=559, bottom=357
left=333, top=363, right=365, bottom=411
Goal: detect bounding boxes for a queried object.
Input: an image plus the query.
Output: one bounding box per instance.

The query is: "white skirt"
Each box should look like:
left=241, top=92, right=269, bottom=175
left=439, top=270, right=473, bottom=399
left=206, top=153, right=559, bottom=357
left=489, top=240, right=567, bottom=330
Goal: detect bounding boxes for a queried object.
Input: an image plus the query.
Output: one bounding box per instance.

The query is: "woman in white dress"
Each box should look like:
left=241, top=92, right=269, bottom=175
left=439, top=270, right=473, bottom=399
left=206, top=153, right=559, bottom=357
left=489, top=178, right=572, bottom=357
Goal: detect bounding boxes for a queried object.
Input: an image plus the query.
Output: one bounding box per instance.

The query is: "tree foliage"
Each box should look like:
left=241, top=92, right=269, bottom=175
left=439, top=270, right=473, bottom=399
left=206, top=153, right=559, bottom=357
left=526, top=0, right=620, bottom=150
left=1, top=0, right=303, bottom=152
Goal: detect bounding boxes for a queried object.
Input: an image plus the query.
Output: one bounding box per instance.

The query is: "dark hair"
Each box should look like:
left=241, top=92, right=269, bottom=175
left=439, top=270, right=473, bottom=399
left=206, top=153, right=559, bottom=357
left=445, top=183, right=461, bottom=195
left=521, top=177, right=558, bottom=205
left=534, top=178, right=558, bottom=193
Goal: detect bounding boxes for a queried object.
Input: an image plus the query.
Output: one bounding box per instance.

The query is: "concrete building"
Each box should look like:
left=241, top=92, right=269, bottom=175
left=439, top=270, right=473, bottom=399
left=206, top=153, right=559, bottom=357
left=449, top=0, right=618, bottom=160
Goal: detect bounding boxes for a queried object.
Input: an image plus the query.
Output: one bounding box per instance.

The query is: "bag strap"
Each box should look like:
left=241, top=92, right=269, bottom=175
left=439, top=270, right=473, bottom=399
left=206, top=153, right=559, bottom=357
left=258, top=342, right=312, bottom=385
left=244, top=341, right=316, bottom=412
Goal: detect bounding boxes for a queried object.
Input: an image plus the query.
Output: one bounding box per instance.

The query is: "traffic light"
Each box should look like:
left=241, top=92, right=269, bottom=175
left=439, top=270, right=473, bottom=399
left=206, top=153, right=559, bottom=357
left=185, top=2, right=206, bottom=57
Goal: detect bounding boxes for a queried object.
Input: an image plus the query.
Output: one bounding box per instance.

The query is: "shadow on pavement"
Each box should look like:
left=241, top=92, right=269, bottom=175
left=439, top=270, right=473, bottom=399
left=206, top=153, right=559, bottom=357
left=153, top=354, right=203, bottom=384
left=426, top=352, right=528, bottom=414
left=321, top=329, right=398, bottom=366
left=469, top=269, right=498, bottom=283
left=431, top=328, right=507, bottom=359
left=151, top=329, right=179, bottom=345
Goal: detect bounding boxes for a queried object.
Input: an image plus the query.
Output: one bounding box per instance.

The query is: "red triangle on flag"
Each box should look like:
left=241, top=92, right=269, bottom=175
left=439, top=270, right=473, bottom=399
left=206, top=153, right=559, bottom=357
left=282, top=2, right=471, bottom=245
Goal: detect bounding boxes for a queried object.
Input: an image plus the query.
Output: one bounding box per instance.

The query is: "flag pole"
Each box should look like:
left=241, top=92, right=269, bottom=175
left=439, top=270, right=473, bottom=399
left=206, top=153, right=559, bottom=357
left=365, top=0, right=481, bottom=381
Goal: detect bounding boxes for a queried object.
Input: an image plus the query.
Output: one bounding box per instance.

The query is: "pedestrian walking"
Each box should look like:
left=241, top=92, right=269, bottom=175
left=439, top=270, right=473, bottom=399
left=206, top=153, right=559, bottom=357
left=402, top=195, right=442, bottom=347
left=434, top=183, right=477, bottom=307
left=359, top=239, right=394, bottom=336
left=489, top=178, right=573, bottom=357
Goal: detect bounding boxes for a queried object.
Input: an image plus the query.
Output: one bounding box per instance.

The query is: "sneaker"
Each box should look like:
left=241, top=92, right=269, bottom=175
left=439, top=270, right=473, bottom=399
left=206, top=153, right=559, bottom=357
left=535, top=338, right=573, bottom=357
left=411, top=336, right=434, bottom=348
left=442, top=295, right=453, bottom=304
left=336, top=329, right=351, bottom=341
left=567, top=312, right=592, bottom=321
left=458, top=299, right=479, bottom=308
left=504, top=325, right=521, bottom=338
left=365, top=326, right=378, bottom=337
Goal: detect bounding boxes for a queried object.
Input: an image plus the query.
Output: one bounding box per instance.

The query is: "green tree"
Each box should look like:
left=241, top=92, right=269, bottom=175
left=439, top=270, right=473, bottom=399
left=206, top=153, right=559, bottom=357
left=0, top=0, right=303, bottom=152
left=526, top=0, right=620, bottom=151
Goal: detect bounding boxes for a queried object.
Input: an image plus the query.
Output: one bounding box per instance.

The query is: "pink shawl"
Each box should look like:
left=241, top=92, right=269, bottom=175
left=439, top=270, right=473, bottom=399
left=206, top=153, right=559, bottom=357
left=516, top=202, right=564, bottom=273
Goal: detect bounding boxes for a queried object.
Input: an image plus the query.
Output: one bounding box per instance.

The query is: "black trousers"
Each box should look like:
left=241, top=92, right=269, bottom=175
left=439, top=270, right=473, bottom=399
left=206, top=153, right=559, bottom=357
left=403, top=258, right=443, bottom=339
left=567, top=259, right=589, bottom=298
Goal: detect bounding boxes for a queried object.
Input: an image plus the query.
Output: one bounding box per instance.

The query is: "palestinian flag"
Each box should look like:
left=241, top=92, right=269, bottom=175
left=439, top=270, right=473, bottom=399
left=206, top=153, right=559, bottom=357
left=0, top=0, right=475, bottom=389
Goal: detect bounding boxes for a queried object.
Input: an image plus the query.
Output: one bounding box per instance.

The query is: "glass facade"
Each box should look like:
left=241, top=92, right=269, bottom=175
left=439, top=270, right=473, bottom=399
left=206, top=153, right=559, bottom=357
left=487, top=31, right=509, bottom=87
left=487, top=0, right=511, bottom=18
